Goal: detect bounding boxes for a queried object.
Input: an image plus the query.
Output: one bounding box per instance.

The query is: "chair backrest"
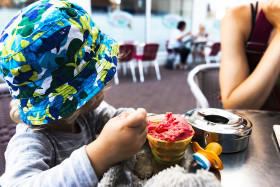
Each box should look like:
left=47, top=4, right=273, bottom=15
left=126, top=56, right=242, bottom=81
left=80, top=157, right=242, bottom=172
left=142, top=43, right=159, bottom=61
left=0, top=143, right=8, bottom=176
left=0, top=77, right=4, bottom=83
left=165, top=40, right=172, bottom=54
left=0, top=84, right=16, bottom=143
left=0, top=83, right=16, bottom=176
left=118, top=44, right=136, bottom=62
left=209, top=42, right=221, bottom=56
left=165, top=40, right=169, bottom=51
left=187, top=63, right=223, bottom=108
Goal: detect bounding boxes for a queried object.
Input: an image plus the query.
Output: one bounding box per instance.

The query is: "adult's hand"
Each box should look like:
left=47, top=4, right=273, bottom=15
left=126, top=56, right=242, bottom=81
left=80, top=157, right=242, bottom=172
left=263, top=0, right=280, bottom=32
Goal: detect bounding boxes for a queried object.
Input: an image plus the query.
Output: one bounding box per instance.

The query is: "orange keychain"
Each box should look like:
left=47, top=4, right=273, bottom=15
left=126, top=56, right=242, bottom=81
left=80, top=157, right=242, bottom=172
left=191, top=142, right=223, bottom=170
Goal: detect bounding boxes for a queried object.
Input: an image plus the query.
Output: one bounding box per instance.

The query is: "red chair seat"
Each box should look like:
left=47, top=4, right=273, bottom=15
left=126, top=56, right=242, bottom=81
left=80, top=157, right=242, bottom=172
left=114, top=44, right=137, bottom=84
left=197, top=51, right=205, bottom=57
left=133, top=55, right=143, bottom=61
left=133, top=43, right=161, bottom=82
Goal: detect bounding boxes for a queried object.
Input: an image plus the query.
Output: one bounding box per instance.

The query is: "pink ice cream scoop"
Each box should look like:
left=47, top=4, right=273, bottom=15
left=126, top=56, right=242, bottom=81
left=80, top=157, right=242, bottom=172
left=147, top=112, right=195, bottom=142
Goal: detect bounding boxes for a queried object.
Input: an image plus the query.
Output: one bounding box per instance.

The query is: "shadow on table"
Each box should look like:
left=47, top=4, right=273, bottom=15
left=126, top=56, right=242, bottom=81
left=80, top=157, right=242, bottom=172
left=133, top=141, right=222, bottom=181
left=219, top=150, right=249, bottom=169
left=271, top=133, right=280, bottom=159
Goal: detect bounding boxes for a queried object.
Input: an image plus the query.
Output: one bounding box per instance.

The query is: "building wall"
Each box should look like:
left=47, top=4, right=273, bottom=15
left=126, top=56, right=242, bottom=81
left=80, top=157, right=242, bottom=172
left=0, top=0, right=259, bottom=65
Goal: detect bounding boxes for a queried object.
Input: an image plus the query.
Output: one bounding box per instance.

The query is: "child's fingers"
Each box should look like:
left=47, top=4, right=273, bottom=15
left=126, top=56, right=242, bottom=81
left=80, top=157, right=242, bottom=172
left=138, top=125, right=148, bottom=144
left=134, top=121, right=148, bottom=135
left=123, top=108, right=147, bottom=128
left=117, top=112, right=133, bottom=119
left=140, top=125, right=148, bottom=137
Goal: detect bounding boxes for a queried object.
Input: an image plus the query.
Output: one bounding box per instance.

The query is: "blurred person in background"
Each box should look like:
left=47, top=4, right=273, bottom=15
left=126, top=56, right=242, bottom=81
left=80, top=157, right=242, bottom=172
left=168, top=21, right=192, bottom=69
left=191, top=24, right=209, bottom=62
left=193, top=24, right=208, bottom=42
left=220, top=0, right=280, bottom=110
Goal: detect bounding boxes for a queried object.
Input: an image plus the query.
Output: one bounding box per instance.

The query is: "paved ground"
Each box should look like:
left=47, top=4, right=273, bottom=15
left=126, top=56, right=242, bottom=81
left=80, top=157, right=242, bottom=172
left=104, top=65, right=197, bottom=115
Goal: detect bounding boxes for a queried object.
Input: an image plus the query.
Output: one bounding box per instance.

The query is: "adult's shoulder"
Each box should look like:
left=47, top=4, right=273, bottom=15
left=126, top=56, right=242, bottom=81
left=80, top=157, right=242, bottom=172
left=223, top=4, right=251, bottom=27
left=171, top=28, right=181, bottom=35
left=221, top=4, right=252, bottom=42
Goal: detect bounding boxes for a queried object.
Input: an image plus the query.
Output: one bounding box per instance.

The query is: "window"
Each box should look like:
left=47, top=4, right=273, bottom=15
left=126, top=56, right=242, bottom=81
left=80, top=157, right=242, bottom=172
left=91, top=0, right=193, bottom=51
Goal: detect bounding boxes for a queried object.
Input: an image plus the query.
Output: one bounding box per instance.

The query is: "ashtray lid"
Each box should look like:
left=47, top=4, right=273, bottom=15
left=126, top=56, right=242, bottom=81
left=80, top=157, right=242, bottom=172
left=184, top=108, right=252, bottom=135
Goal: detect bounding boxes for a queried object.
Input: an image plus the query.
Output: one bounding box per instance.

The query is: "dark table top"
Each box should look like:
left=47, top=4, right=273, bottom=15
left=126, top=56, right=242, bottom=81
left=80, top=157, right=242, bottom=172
left=135, top=110, right=280, bottom=187
left=218, top=110, right=280, bottom=187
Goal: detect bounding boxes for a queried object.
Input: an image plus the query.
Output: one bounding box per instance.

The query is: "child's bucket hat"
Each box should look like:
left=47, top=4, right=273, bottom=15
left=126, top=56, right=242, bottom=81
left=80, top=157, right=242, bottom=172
left=0, top=0, right=119, bottom=125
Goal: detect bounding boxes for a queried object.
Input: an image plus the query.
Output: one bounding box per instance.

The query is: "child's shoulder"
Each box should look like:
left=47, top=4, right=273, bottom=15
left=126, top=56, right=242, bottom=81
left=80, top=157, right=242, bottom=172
left=16, top=123, right=45, bottom=134
left=16, top=123, right=36, bottom=133
left=9, top=123, right=51, bottom=146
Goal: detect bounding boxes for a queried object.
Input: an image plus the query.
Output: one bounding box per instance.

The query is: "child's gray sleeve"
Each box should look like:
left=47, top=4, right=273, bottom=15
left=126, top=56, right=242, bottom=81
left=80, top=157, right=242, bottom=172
left=0, top=133, right=98, bottom=187
left=97, top=101, right=135, bottom=118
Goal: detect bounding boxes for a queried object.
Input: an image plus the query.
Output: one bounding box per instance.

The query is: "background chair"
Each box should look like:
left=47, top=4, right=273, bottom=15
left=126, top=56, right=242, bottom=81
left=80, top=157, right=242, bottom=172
left=205, top=42, right=221, bottom=64
left=187, top=63, right=223, bottom=108
left=191, top=41, right=207, bottom=65
left=0, top=83, right=16, bottom=176
left=192, top=42, right=221, bottom=65
left=165, top=40, right=180, bottom=70
left=114, top=43, right=137, bottom=85
left=134, top=43, right=161, bottom=82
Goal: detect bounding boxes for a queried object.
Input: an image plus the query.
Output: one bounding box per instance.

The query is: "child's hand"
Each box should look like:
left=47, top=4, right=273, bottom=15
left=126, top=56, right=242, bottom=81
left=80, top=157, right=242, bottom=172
left=86, top=108, right=148, bottom=178
left=98, top=108, right=148, bottom=163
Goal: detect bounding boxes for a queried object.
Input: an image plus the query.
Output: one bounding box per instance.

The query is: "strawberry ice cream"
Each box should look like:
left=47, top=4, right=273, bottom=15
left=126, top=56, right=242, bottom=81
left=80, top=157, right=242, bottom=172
left=147, top=112, right=195, bottom=142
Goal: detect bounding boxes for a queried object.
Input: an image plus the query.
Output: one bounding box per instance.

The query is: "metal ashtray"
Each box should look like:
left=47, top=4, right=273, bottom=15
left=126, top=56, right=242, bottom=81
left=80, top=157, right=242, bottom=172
left=184, top=108, right=252, bottom=153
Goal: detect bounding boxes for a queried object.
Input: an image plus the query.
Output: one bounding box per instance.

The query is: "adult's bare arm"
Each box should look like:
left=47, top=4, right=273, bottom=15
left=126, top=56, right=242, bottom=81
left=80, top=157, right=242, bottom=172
left=220, top=4, right=280, bottom=109
left=177, top=31, right=191, bottom=41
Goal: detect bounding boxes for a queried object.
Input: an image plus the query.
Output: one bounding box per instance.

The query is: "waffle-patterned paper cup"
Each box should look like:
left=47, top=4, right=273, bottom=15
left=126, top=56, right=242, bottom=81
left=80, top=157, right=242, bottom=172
left=147, top=113, right=194, bottom=165
left=147, top=134, right=193, bottom=165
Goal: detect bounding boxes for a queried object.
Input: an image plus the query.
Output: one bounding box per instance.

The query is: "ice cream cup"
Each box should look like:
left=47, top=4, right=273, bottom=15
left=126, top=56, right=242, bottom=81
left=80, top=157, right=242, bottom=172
left=147, top=134, right=193, bottom=165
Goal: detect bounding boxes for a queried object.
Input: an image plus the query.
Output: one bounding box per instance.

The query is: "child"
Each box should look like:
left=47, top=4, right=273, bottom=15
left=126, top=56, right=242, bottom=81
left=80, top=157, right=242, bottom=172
left=0, top=0, right=147, bottom=186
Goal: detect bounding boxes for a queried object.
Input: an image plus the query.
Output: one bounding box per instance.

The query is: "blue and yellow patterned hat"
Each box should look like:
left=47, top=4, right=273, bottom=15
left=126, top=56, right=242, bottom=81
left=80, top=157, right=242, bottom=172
left=0, top=0, right=119, bottom=125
